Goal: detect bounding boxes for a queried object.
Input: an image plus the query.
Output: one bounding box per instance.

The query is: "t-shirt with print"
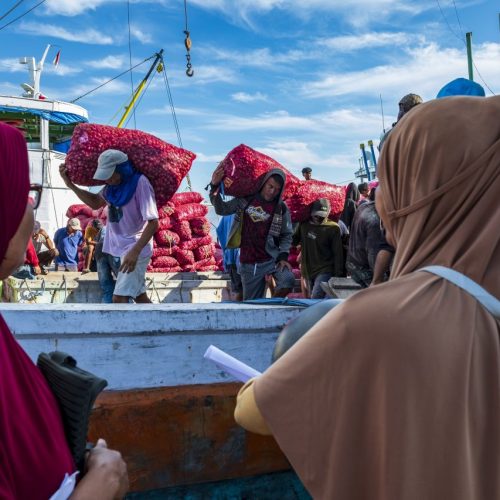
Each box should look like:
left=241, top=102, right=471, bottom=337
left=103, top=175, right=159, bottom=259
left=240, top=196, right=276, bottom=264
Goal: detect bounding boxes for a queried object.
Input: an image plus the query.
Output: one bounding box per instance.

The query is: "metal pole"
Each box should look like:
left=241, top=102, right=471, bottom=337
left=368, top=140, right=377, bottom=177
left=466, top=32, right=474, bottom=81
left=360, top=143, right=371, bottom=181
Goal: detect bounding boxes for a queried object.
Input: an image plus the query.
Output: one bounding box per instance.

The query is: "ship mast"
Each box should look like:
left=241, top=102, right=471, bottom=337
left=19, top=44, right=52, bottom=98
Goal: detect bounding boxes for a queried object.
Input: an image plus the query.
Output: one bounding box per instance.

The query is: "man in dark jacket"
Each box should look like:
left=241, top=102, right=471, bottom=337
left=292, top=198, right=343, bottom=298
left=209, top=165, right=295, bottom=300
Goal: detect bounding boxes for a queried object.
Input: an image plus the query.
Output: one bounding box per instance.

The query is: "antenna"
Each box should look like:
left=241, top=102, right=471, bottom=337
left=379, top=94, right=386, bottom=133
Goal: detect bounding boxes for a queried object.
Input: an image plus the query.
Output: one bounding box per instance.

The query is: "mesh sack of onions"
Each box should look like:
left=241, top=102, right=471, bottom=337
left=194, top=244, right=214, bottom=261
left=65, top=123, right=196, bottom=206
left=190, top=218, right=211, bottom=237
left=172, top=248, right=195, bottom=268
left=154, top=229, right=180, bottom=247
left=175, top=203, right=208, bottom=222
left=286, top=180, right=346, bottom=223
left=217, top=144, right=299, bottom=198
left=152, top=246, right=174, bottom=258
left=171, top=191, right=203, bottom=205
left=66, top=204, right=93, bottom=218
left=148, top=266, right=182, bottom=273
left=172, top=219, right=192, bottom=241
left=159, top=203, right=175, bottom=218
left=179, top=235, right=212, bottom=251
left=158, top=216, right=172, bottom=230
left=151, top=255, right=179, bottom=268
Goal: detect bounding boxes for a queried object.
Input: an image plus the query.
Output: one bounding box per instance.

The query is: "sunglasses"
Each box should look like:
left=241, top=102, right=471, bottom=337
left=29, top=184, right=43, bottom=210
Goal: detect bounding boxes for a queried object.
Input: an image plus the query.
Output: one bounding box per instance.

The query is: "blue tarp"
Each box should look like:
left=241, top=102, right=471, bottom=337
left=0, top=106, right=87, bottom=125
left=243, top=297, right=327, bottom=307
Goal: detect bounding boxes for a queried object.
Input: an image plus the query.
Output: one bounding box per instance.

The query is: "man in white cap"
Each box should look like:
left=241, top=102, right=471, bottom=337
left=53, top=218, right=84, bottom=272
left=59, top=149, right=159, bottom=303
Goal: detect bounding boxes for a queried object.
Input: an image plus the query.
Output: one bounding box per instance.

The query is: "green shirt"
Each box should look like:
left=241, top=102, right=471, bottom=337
left=292, top=220, right=343, bottom=279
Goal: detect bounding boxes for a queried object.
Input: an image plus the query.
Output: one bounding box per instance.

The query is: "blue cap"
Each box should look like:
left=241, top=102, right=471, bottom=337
left=436, top=78, right=485, bottom=98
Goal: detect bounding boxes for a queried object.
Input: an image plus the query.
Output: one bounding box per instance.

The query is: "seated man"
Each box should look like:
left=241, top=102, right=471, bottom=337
left=32, top=221, right=59, bottom=273
left=53, top=218, right=83, bottom=272
left=82, top=219, right=102, bottom=274
left=292, top=199, right=343, bottom=299
left=11, top=239, right=41, bottom=280
left=209, top=165, right=295, bottom=300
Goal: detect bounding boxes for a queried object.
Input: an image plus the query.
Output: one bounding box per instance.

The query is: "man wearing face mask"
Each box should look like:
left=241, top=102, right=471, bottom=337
left=292, top=198, right=343, bottom=299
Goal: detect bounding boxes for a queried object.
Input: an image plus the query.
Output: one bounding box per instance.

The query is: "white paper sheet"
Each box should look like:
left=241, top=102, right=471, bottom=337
left=49, top=471, right=78, bottom=500
left=204, top=345, right=261, bottom=382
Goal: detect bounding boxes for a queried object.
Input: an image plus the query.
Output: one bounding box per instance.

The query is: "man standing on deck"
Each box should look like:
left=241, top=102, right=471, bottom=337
left=292, top=198, right=344, bottom=299
left=209, top=164, right=295, bottom=300
left=59, top=149, right=159, bottom=303
left=302, top=167, right=312, bottom=181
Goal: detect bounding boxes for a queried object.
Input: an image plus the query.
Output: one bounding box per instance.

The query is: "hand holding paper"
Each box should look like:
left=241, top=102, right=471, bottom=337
left=204, top=345, right=261, bottom=383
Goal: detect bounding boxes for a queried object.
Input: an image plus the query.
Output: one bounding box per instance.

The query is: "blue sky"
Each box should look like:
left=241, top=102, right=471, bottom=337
left=0, top=0, right=499, bottom=194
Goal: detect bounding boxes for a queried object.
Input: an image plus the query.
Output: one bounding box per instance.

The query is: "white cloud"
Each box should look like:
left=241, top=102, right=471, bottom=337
left=208, top=110, right=313, bottom=130
left=85, top=55, right=127, bottom=70
left=202, top=46, right=311, bottom=69
left=302, top=42, right=500, bottom=99
left=0, top=59, right=26, bottom=73
left=130, top=26, right=153, bottom=44
left=189, top=0, right=428, bottom=28
left=318, top=32, right=411, bottom=51
left=206, top=108, right=381, bottom=136
left=170, top=65, right=238, bottom=85
left=231, top=91, right=268, bottom=102
left=43, top=0, right=110, bottom=16
left=69, top=77, right=130, bottom=100
left=18, top=22, right=115, bottom=45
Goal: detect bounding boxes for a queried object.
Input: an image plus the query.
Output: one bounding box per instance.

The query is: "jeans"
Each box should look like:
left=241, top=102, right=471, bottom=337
left=12, top=265, right=35, bottom=280
left=96, top=254, right=121, bottom=303
left=308, top=272, right=333, bottom=299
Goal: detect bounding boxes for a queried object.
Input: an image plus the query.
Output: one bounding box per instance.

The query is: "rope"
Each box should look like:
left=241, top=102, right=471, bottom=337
left=434, top=0, right=495, bottom=95
left=0, top=0, right=46, bottom=31
left=0, top=0, right=26, bottom=22
left=161, top=63, right=192, bottom=190
left=127, top=0, right=137, bottom=129
left=71, top=55, right=155, bottom=103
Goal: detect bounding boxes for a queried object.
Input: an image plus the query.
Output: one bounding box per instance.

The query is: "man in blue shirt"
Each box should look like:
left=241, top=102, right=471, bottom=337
left=53, top=218, right=83, bottom=272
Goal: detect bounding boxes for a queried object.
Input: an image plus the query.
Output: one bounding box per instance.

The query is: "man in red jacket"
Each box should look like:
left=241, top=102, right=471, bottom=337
left=11, top=239, right=41, bottom=279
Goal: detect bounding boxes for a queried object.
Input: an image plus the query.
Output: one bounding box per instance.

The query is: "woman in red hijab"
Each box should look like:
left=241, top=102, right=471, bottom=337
left=0, top=123, right=128, bottom=499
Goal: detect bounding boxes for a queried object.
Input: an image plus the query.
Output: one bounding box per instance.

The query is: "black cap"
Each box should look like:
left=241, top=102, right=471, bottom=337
left=302, top=167, right=312, bottom=174
left=311, top=198, right=330, bottom=217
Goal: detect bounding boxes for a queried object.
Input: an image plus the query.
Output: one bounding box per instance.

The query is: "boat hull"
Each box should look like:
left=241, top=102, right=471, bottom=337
left=90, top=383, right=289, bottom=492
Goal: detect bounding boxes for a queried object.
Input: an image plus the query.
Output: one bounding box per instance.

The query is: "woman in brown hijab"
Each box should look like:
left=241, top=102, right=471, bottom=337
left=235, top=96, right=500, bottom=499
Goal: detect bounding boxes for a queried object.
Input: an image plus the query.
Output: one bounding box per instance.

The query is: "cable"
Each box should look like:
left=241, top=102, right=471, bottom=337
left=0, top=0, right=46, bottom=31
left=0, top=0, right=26, bottom=22
left=184, top=0, right=189, bottom=32
left=161, top=62, right=192, bottom=190
left=451, top=0, right=465, bottom=38
left=127, top=0, right=137, bottom=129
left=435, top=0, right=495, bottom=95
left=70, top=55, right=155, bottom=103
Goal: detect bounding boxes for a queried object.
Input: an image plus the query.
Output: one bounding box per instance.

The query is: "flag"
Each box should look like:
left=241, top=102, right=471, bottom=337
left=53, top=50, right=61, bottom=67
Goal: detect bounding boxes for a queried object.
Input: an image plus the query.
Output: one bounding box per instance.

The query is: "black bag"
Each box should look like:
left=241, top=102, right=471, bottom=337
left=37, top=351, right=108, bottom=472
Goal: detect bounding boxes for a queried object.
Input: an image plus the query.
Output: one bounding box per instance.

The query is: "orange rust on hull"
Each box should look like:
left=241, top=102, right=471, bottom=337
left=89, top=383, right=289, bottom=492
